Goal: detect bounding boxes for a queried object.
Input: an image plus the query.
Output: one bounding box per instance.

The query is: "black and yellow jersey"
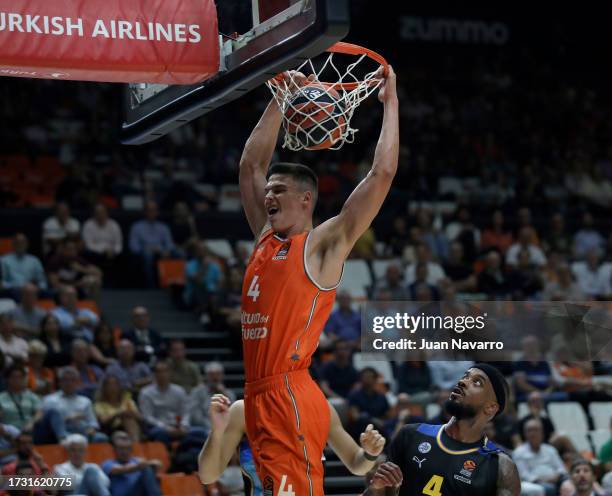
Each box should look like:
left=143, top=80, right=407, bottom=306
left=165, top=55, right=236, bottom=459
left=387, top=423, right=503, bottom=496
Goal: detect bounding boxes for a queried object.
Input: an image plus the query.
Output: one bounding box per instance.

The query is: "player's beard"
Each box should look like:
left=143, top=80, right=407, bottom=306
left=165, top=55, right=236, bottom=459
left=444, top=399, right=478, bottom=420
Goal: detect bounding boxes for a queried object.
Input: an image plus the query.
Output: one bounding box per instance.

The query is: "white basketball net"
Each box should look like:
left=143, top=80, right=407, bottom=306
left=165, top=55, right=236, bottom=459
left=266, top=51, right=384, bottom=151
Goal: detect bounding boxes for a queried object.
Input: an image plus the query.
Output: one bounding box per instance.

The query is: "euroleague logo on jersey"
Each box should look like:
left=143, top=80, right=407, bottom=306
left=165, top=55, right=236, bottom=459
left=272, top=241, right=291, bottom=261
left=457, top=459, right=477, bottom=483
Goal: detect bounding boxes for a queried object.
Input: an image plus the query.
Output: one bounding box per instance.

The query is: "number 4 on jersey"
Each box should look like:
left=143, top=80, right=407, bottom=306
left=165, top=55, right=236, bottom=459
left=247, top=275, right=261, bottom=302
left=422, top=474, right=443, bottom=496
left=278, top=475, right=295, bottom=496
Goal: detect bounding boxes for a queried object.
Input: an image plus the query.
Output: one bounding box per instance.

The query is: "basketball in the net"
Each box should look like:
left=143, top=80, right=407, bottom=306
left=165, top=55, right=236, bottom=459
left=284, top=83, right=346, bottom=150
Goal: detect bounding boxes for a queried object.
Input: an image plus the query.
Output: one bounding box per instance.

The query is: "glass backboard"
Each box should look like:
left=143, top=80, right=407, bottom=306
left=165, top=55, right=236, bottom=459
left=121, top=0, right=349, bottom=145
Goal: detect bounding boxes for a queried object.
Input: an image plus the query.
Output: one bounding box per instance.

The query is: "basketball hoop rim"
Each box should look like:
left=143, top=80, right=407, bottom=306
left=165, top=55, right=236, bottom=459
left=271, top=41, right=388, bottom=91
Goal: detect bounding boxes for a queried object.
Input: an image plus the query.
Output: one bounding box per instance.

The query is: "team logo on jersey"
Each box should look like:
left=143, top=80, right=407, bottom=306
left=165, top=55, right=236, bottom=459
left=459, top=459, right=477, bottom=479
left=272, top=241, right=291, bottom=261
left=263, top=476, right=274, bottom=496
left=412, top=456, right=427, bottom=468
left=418, top=442, right=432, bottom=454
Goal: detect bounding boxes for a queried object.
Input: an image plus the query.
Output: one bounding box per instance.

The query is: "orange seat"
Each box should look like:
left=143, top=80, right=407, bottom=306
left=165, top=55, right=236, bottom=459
left=143, top=442, right=171, bottom=473
left=473, top=259, right=486, bottom=275
left=157, top=259, right=186, bottom=288
left=99, top=195, right=120, bottom=210
left=0, top=237, right=13, bottom=256
left=159, top=474, right=204, bottom=496
left=113, top=326, right=123, bottom=347
left=132, top=442, right=146, bottom=458
left=77, top=299, right=100, bottom=315
left=36, top=299, right=56, bottom=311
left=34, top=444, right=66, bottom=469
left=26, top=193, right=55, bottom=208
left=85, top=443, right=115, bottom=465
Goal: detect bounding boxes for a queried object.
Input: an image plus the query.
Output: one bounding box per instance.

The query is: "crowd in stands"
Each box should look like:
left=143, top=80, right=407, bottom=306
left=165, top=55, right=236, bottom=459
left=0, top=291, right=239, bottom=495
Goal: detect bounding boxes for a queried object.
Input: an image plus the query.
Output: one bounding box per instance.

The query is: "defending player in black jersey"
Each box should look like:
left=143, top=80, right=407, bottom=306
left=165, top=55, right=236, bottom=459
left=365, top=364, right=521, bottom=496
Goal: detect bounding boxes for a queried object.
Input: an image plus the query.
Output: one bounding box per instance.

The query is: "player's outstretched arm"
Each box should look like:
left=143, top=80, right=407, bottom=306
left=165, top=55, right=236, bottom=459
left=307, top=67, right=399, bottom=285
left=327, top=406, right=385, bottom=475
left=239, top=98, right=282, bottom=238
left=496, top=453, right=521, bottom=496
left=198, top=396, right=245, bottom=484
left=239, top=72, right=310, bottom=238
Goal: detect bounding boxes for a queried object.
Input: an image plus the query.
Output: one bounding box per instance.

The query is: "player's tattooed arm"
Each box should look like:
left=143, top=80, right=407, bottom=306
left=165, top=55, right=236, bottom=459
left=496, top=453, right=521, bottom=496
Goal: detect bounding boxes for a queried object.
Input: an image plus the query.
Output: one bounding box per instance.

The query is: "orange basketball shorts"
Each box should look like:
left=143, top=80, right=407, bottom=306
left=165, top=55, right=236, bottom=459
left=244, top=368, right=330, bottom=496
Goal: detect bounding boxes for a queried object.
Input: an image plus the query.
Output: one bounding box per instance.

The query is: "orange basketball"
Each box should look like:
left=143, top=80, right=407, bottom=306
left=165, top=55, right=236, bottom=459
left=284, top=83, right=346, bottom=150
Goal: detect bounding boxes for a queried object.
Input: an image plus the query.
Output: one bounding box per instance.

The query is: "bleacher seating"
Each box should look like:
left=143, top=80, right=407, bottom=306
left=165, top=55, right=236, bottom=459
left=159, top=473, right=205, bottom=496
left=588, top=402, right=612, bottom=430
left=205, top=239, right=236, bottom=263
left=548, top=402, right=590, bottom=434
left=338, top=260, right=372, bottom=300
left=157, top=259, right=187, bottom=288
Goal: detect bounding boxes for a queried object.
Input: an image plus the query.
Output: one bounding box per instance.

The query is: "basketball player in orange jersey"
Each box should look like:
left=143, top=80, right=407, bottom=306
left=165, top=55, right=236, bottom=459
left=239, top=65, right=398, bottom=496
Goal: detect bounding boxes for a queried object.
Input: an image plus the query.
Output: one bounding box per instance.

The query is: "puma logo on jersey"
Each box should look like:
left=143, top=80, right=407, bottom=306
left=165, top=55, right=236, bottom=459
left=272, top=242, right=291, bottom=260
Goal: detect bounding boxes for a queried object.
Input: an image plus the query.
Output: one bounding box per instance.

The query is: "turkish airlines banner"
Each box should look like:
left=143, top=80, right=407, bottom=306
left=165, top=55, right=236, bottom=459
left=0, top=0, right=219, bottom=84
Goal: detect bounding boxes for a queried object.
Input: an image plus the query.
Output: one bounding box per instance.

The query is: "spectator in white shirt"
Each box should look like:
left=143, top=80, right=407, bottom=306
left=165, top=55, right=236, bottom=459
left=10, top=284, right=47, bottom=338
left=138, top=361, right=207, bottom=445
left=0, top=313, right=29, bottom=366
left=51, top=286, right=99, bottom=343
left=405, top=243, right=446, bottom=286
left=83, top=204, right=123, bottom=259
left=54, top=434, right=110, bottom=496
left=36, top=366, right=107, bottom=444
left=571, top=249, right=611, bottom=299
left=42, top=202, right=81, bottom=255
left=506, top=227, right=547, bottom=268
left=513, top=418, right=566, bottom=496
left=573, top=211, right=605, bottom=260
left=82, top=204, right=123, bottom=287
left=0, top=233, right=47, bottom=295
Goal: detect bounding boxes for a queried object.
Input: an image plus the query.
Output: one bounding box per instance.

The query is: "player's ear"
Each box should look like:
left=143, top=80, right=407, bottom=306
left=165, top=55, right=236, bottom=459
left=302, top=190, right=312, bottom=205
left=484, top=401, right=499, bottom=419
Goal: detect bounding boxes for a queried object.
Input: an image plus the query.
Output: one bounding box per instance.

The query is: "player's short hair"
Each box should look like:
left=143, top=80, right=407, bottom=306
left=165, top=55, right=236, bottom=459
left=58, top=366, right=79, bottom=380
left=570, top=457, right=593, bottom=474
left=267, top=162, right=318, bottom=203
left=62, top=433, right=88, bottom=449
left=360, top=366, right=379, bottom=378
left=111, top=430, right=132, bottom=446
left=4, top=364, right=25, bottom=380
left=205, top=361, right=224, bottom=374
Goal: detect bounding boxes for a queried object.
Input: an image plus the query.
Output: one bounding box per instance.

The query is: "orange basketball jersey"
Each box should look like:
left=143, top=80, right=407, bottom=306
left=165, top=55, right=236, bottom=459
left=241, top=229, right=339, bottom=382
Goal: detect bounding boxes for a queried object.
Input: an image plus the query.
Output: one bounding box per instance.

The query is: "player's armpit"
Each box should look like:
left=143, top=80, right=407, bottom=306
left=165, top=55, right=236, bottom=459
left=496, top=453, right=521, bottom=496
